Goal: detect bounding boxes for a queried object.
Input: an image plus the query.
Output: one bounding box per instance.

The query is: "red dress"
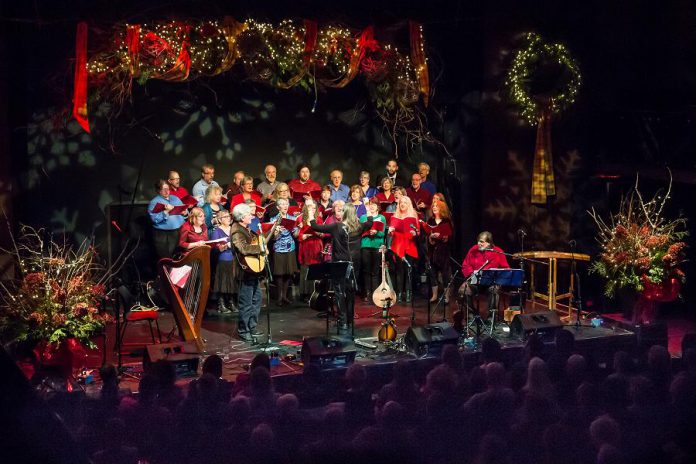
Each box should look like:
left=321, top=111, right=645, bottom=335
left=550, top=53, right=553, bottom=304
left=178, top=222, right=209, bottom=250
left=297, top=220, right=324, bottom=265
left=389, top=215, right=419, bottom=259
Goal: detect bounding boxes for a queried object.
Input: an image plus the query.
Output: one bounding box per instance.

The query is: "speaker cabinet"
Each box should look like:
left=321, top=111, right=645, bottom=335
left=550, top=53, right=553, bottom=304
left=404, top=322, right=459, bottom=357
left=144, top=341, right=200, bottom=377
left=301, top=336, right=356, bottom=369
left=511, top=311, right=563, bottom=340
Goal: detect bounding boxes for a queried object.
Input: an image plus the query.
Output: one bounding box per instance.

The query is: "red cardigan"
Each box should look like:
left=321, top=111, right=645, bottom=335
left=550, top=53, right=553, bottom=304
left=231, top=192, right=262, bottom=208
left=461, top=244, right=510, bottom=277
left=178, top=222, right=208, bottom=250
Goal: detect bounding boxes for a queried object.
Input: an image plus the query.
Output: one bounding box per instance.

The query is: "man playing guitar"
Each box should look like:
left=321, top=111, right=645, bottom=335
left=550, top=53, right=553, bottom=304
left=230, top=203, right=265, bottom=342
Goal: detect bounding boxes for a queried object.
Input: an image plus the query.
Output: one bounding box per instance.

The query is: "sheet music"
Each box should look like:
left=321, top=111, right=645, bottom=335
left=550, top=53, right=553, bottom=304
left=168, top=265, right=192, bottom=288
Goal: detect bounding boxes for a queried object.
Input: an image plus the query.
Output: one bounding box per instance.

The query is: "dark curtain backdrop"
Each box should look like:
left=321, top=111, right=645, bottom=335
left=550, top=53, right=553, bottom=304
left=3, top=0, right=696, bottom=309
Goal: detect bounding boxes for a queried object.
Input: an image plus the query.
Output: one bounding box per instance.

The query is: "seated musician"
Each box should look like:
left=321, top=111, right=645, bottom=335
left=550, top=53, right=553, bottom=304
left=458, top=231, right=510, bottom=319
left=308, top=203, right=373, bottom=333
left=230, top=203, right=265, bottom=342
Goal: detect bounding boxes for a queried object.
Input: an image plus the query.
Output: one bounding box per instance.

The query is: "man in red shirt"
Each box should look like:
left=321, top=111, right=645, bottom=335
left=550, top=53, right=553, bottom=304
left=287, top=164, right=321, bottom=202
left=167, top=170, right=189, bottom=200
left=406, top=173, right=433, bottom=216
left=458, top=231, right=510, bottom=321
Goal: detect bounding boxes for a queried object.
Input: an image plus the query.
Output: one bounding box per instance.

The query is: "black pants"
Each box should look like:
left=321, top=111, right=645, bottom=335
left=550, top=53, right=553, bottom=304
left=334, top=265, right=356, bottom=326
left=361, top=248, right=380, bottom=295
left=153, top=228, right=179, bottom=259
left=458, top=282, right=502, bottom=317
left=392, top=255, right=416, bottom=295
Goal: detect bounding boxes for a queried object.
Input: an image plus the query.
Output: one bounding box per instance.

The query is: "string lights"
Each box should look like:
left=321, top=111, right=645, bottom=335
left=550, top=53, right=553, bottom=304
left=505, top=32, right=582, bottom=125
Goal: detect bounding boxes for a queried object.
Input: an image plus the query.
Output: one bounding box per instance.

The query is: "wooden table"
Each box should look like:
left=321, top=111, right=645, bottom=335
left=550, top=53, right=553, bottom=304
left=513, top=251, right=590, bottom=313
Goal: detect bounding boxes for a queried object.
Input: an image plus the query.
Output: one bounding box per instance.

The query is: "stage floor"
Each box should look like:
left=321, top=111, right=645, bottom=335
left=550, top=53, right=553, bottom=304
left=85, top=296, right=639, bottom=393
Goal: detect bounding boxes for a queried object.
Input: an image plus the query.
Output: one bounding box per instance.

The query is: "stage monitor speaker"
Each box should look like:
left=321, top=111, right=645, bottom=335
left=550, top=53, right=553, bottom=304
left=404, top=322, right=459, bottom=357
left=144, top=341, right=200, bottom=378
left=301, top=335, right=356, bottom=369
left=511, top=311, right=563, bottom=340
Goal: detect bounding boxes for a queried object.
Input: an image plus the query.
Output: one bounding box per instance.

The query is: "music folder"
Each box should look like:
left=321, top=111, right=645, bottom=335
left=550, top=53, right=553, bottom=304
left=152, top=203, right=188, bottom=215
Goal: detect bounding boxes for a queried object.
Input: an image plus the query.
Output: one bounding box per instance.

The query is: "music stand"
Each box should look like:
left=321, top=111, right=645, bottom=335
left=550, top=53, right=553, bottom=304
left=307, top=261, right=352, bottom=336
left=477, top=268, right=524, bottom=335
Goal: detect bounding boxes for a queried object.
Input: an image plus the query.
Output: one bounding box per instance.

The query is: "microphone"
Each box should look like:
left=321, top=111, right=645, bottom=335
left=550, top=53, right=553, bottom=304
left=402, top=256, right=412, bottom=268
left=517, top=228, right=527, bottom=237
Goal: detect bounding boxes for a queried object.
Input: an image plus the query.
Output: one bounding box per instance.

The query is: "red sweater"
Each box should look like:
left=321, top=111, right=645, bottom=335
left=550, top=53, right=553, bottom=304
left=461, top=244, right=510, bottom=277
left=231, top=192, right=262, bottom=208
left=169, top=186, right=190, bottom=200
left=178, top=222, right=209, bottom=250
left=288, top=178, right=321, bottom=195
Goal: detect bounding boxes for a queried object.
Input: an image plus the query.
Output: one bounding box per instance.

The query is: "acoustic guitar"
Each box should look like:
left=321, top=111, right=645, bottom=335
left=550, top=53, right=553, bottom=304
left=372, top=245, right=396, bottom=307
left=240, top=217, right=280, bottom=274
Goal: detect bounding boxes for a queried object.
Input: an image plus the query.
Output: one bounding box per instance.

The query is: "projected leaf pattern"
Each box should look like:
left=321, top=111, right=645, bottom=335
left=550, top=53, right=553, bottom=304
left=485, top=149, right=582, bottom=248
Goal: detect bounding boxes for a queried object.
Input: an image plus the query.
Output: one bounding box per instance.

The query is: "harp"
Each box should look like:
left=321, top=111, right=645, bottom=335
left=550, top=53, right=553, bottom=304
left=158, top=246, right=211, bottom=351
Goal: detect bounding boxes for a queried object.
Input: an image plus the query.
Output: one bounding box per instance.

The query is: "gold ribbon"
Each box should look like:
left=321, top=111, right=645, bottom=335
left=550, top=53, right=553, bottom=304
left=531, top=105, right=555, bottom=204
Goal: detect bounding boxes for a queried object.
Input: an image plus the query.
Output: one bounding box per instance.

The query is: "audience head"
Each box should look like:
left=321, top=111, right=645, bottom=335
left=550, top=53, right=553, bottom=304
left=554, top=329, right=575, bottom=357
left=251, top=352, right=271, bottom=371
left=202, top=354, right=223, bottom=378
left=441, top=344, right=463, bottom=371
left=647, top=344, right=671, bottom=376
left=612, top=351, right=633, bottom=375
left=481, top=337, right=502, bottom=364
left=249, top=366, right=273, bottom=396
left=590, top=414, right=621, bottom=449
left=345, top=363, right=367, bottom=390
left=425, top=363, right=458, bottom=395
left=485, top=362, right=506, bottom=389
left=276, top=393, right=299, bottom=418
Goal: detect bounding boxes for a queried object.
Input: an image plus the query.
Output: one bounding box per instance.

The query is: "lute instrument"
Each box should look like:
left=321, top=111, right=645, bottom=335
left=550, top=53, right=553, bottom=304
left=372, top=245, right=397, bottom=307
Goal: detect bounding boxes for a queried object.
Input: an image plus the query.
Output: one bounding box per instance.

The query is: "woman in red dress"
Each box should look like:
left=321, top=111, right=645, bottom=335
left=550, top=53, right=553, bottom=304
left=426, top=200, right=454, bottom=302
left=297, top=199, right=325, bottom=301
left=388, top=196, right=419, bottom=303
left=178, top=206, right=209, bottom=254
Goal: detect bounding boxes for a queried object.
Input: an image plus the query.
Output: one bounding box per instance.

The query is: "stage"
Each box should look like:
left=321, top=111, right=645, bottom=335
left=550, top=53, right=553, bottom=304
left=79, top=293, right=643, bottom=393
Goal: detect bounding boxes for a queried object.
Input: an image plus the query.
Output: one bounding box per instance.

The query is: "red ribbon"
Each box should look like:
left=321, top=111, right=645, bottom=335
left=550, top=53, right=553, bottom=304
left=72, top=22, right=90, bottom=133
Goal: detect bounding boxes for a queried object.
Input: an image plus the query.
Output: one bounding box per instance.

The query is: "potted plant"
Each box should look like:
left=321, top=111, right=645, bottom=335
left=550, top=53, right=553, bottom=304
left=589, top=173, right=687, bottom=324
left=0, top=226, right=118, bottom=379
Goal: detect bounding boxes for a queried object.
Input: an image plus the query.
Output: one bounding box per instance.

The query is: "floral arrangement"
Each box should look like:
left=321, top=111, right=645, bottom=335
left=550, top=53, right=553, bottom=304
left=0, top=226, right=119, bottom=349
left=589, top=174, right=687, bottom=298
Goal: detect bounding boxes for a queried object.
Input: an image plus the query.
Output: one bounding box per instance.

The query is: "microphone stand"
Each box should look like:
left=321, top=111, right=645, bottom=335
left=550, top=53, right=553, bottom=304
left=569, top=241, right=584, bottom=330
left=412, top=225, right=434, bottom=324
left=257, top=224, right=274, bottom=345
left=403, top=256, right=415, bottom=327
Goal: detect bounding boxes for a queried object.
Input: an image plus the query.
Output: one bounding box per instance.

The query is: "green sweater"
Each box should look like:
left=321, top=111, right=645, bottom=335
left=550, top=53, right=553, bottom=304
left=360, top=214, right=386, bottom=249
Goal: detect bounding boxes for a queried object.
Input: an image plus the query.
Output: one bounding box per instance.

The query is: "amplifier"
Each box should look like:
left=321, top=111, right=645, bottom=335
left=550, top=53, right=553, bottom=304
left=511, top=311, right=563, bottom=340
left=301, top=335, right=356, bottom=369
left=144, top=341, right=200, bottom=377
left=404, top=322, right=459, bottom=357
